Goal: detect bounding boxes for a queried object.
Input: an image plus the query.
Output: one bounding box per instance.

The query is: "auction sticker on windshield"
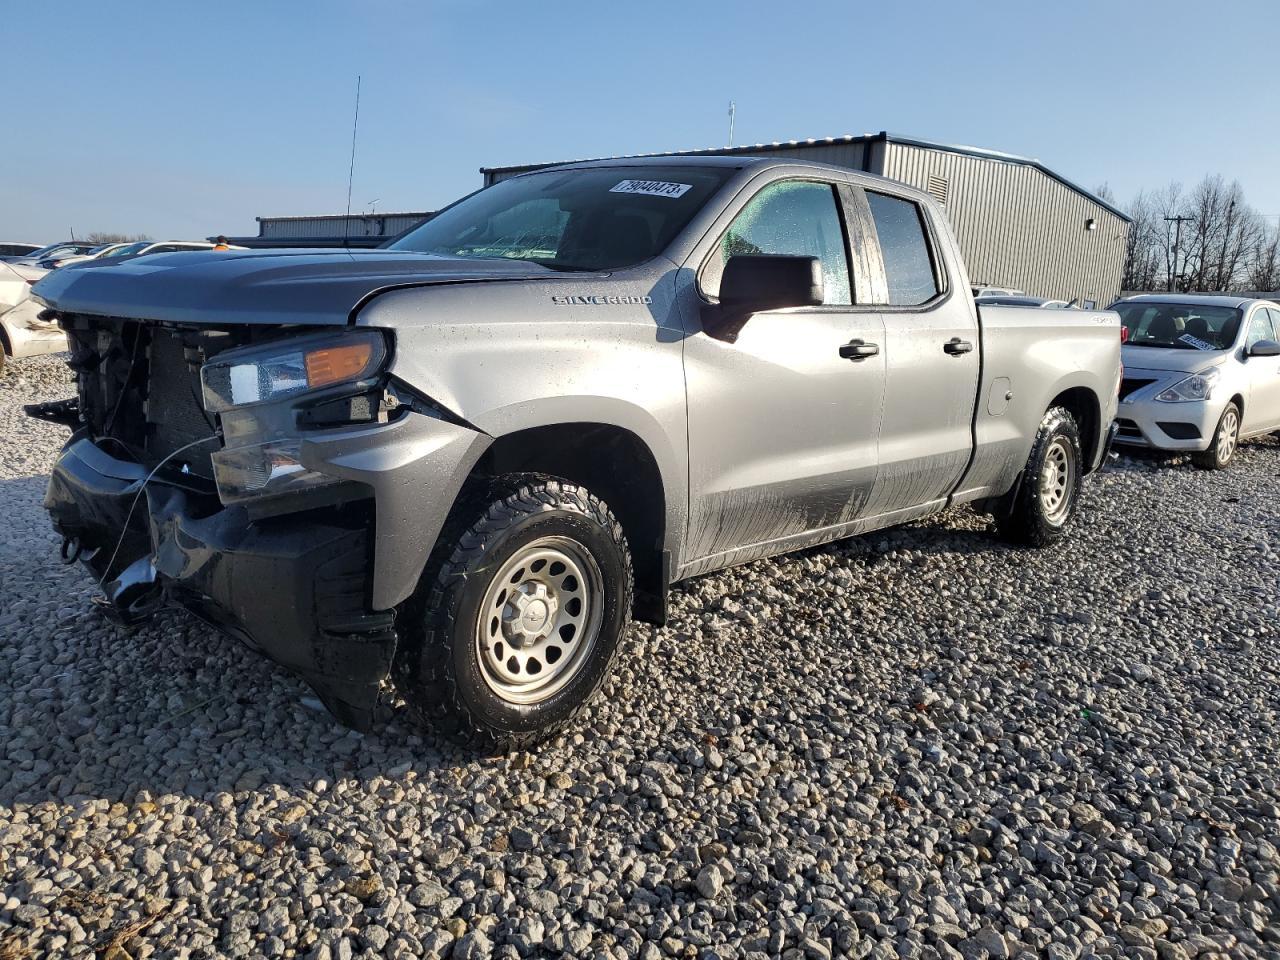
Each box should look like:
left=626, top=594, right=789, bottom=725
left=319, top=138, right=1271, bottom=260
left=1177, top=333, right=1215, bottom=351
left=610, top=179, right=692, bottom=199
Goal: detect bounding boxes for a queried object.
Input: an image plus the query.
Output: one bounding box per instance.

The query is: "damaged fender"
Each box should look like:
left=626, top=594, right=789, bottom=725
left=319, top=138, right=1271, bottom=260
left=298, top=409, right=492, bottom=611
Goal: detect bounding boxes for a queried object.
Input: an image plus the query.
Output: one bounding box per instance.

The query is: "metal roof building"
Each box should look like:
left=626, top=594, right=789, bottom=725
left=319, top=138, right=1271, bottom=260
left=481, top=132, right=1131, bottom=307
left=222, top=211, right=433, bottom=249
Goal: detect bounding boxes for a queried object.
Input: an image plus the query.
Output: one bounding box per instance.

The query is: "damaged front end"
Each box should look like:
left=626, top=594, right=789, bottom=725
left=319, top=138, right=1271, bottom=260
left=31, top=314, right=485, bottom=729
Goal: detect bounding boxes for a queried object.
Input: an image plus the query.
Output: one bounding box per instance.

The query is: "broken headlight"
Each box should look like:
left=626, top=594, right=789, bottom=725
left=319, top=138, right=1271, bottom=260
left=201, top=331, right=387, bottom=413
left=211, top=437, right=327, bottom=503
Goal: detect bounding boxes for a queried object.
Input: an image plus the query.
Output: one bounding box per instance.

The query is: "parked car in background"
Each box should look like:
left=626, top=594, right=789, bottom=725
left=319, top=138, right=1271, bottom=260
left=0, top=242, right=43, bottom=261
left=972, top=285, right=1025, bottom=298
left=43, top=242, right=134, bottom=269
left=102, top=240, right=221, bottom=259
left=0, top=284, right=67, bottom=370
left=29, top=156, right=1121, bottom=746
left=1113, top=294, right=1280, bottom=468
left=0, top=261, right=66, bottom=369
left=0, top=261, right=33, bottom=313
left=9, top=242, right=99, bottom=269
left=977, top=295, right=1074, bottom=309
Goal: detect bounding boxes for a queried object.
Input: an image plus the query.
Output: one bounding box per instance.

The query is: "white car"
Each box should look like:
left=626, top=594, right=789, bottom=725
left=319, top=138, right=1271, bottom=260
left=1113, top=294, right=1280, bottom=468
left=0, top=263, right=67, bottom=369
left=102, top=240, right=222, bottom=260
left=9, top=241, right=99, bottom=269
left=46, top=241, right=134, bottom=268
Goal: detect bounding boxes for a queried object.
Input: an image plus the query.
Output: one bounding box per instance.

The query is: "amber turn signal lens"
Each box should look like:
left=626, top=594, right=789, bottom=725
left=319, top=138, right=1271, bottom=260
left=305, top=342, right=374, bottom=388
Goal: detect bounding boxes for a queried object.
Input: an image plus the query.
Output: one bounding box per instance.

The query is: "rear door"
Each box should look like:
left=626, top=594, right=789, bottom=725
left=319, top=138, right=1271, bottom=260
left=1244, top=307, right=1280, bottom=432
left=854, top=187, right=979, bottom=516
left=680, top=175, right=887, bottom=569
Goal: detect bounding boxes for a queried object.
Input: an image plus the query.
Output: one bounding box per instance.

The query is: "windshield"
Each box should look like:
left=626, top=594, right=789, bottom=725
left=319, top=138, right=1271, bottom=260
left=1115, top=301, right=1242, bottom=350
left=391, top=166, right=733, bottom=271
left=109, top=242, right=151, bottom=257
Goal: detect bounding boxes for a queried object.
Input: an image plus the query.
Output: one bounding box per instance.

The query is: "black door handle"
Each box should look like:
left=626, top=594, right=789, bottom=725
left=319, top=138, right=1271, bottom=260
left=943, top=337, right=974, bottom=356
left=839, top=339, right=880, bottom=361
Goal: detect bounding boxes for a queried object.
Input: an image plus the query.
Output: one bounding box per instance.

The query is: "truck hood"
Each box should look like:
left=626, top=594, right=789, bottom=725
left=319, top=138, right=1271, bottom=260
left=1121, top=344, right=1230, bottom=375
left=32, top=248, right=566, bottom=327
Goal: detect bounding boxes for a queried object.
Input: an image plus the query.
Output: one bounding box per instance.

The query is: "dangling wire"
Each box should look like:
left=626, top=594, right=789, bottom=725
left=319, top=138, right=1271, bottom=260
left=95, top=432, right=222, bottom=590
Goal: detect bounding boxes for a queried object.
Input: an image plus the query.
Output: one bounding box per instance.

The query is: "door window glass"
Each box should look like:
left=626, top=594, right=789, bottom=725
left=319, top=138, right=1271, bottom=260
left=702, top=180, right=852, bottom=305
left=866, top=191, right=940, bottom=305
left=1261, top=308, right=1280, bottom=342
left=1245, top=309, right=1276, bottom=348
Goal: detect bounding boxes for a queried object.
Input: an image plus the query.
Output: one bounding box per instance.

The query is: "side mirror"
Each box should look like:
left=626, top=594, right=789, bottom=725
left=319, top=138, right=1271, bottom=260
left=1248, top=338, right=1280, bottom=358
left=702, top=254, right=823, bottom=342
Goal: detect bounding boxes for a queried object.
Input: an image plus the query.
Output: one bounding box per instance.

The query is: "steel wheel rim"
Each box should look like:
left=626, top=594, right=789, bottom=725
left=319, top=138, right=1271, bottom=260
left=1217, top=409, right=1238, bottom=463
left=475, top=536, right=604, bottom=705
left=1039, top=436, right=1075, bottom=525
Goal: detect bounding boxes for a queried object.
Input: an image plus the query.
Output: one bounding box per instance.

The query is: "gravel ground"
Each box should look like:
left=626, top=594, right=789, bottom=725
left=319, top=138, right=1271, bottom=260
left=1, top=353, right=1278, bottom=960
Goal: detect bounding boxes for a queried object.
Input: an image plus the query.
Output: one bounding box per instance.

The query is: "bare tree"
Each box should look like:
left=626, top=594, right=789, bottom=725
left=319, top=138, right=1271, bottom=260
left=84, top=232, right=151, bottom=244
left=1120, top=190, right=1164, bottom=291
left=1244, top=220, right=1280, bottom=292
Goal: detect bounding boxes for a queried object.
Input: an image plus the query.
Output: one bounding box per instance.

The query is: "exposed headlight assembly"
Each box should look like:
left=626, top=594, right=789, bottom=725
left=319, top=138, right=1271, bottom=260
left=201, top=331, right=387, bottom=413
left=1154, top=368, right=1218, bottom=403
left=201, top=331, right=389, bottom=503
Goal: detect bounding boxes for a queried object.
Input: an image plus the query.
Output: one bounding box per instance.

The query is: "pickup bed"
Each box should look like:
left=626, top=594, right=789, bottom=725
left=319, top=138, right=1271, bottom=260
left=29, top=156, right=1121, bottom=747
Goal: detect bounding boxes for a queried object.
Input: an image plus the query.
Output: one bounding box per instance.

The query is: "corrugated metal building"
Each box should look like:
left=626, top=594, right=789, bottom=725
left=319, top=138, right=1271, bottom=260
left=222, top=211, right=433, bottom=249
left=480, top=132, right=1131, bottom=307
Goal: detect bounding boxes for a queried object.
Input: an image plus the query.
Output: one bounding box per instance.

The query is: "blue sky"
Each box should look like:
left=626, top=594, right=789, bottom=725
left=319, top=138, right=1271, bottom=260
left=4, top=0, right=1278, bottom=241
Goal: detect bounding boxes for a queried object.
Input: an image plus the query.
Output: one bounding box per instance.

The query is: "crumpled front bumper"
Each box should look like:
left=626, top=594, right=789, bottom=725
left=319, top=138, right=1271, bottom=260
left=43, top=411, right=489, bottom=729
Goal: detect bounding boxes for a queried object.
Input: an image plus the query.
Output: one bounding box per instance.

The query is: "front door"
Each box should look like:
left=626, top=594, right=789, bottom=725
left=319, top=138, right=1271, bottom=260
left=681, top=177, right=886, bottom=572
left=1243, top=307, right=1280, bottom=433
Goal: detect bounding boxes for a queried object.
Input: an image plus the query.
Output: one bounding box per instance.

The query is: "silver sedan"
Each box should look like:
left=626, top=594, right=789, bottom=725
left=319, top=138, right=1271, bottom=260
left=1113, top=294, right=1280, bottom=468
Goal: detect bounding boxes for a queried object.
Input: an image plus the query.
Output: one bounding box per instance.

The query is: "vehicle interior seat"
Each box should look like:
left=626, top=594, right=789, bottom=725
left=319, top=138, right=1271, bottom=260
left=1147, top=310, right=1183, bottom=341
left=1183, top=316, right=1211, bottom=340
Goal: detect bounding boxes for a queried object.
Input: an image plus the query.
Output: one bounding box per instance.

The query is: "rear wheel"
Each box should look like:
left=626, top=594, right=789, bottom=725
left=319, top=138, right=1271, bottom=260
left=997, top=406, right=1084, bottom=547
left=396, top=475, right=632, bottom=750
left=1193, top=403, right=1240, bottom=470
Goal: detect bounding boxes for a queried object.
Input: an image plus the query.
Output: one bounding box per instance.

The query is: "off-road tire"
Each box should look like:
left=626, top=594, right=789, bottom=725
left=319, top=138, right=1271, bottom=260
left=396, top=474, right=632, bottom=751
left=997, top=406, right=1084, bottom=547
left=1193, top=403, right=1241, bottom=470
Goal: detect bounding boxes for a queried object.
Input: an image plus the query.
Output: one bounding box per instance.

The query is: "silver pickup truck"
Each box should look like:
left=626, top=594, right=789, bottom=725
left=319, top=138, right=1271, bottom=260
left=28, top=156, right=1120, bottom=747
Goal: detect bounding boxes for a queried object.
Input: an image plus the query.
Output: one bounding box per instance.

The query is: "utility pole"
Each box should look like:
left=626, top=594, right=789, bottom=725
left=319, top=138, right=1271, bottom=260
left=1164, top=214, right=1192, bottom=291
left=727, top=101, right=735, bottom=149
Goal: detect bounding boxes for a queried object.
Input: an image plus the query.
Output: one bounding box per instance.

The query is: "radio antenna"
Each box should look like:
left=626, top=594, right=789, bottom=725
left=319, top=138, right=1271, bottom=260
left=344, top=75, right=362, bottom=247
left=727, top=101, right=735, bottom=148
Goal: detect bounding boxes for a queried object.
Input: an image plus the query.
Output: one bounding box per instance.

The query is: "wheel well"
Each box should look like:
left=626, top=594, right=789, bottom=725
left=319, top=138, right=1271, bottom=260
left=0, top=323, right=11, bottom=357
left=1229, top=393, right=1245, bottom=418
left=1050, top=387, right=1101, bottom=469
left=470, top=423, right=668, bottom=624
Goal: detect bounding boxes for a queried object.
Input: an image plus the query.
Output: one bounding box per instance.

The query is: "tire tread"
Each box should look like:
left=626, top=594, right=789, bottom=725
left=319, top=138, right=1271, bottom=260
left=997, top=406, right=1083, bottom=548
left=397, top=473, right=633, bottom=751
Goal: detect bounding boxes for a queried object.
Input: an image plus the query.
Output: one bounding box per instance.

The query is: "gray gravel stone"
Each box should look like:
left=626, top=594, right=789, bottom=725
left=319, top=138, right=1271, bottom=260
left=1, top=356, right=1278, bottom=958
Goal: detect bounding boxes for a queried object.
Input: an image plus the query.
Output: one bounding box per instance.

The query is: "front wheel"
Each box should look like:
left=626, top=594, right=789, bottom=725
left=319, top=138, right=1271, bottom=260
left=1192, top=403, right=1240, bottom=470
left=397, top=475, right=633, bottom=750
left=997, top=406, right=1084, bottom=547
